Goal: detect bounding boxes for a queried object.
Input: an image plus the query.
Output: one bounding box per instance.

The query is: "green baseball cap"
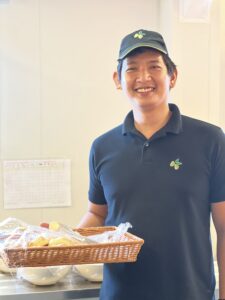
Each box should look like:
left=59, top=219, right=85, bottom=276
left=118, top=29, right=168, bottom=60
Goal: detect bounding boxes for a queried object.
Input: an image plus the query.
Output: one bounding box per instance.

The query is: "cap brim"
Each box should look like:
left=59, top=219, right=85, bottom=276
left=119, top=43, right=168, bottom=60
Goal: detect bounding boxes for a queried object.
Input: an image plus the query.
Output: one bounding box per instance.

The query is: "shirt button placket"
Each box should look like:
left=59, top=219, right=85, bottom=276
left=142, top=141, right=152, bottom=163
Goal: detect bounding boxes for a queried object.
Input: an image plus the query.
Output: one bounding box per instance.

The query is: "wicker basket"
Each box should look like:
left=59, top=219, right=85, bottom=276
left=2, top=226, right=144, bottom=268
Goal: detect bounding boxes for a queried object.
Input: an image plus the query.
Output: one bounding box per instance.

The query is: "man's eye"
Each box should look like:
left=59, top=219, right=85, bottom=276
left=150, top=65, right=161, bottom=70
left=126, top=67, right=137, bottom=72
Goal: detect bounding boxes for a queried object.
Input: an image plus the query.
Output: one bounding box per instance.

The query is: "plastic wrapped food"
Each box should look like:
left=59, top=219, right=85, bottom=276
left=0, top=218, right=87, bottom=251
left=0, top=257, right=17, bottom=273
left=0, top=218, right=141, bottom=269
left=17, top=265, right=72, bottom=285
left=87, top=222, right=132, bottom=243
left=0, top=217, right=27, bottom=241
left=0, top=218, right=89, bottom=268
left=74, top=263, right=103, bottom=282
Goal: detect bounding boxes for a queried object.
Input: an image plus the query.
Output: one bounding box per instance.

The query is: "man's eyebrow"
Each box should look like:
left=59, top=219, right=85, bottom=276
left=126, top=59, right=161, bottom=65
left=126, top=61, right=138, bottom=65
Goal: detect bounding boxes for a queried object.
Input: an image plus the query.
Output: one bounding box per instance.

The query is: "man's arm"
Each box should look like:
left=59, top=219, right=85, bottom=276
left=77, top=201, right=108, bottom=228
left=211, top=201, right=225, bottom=299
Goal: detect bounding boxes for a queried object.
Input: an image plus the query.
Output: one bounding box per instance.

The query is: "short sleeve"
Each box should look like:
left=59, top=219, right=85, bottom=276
left=88, top=142, right=107, bottom=205
left=210, top=128, right=225, bottom=203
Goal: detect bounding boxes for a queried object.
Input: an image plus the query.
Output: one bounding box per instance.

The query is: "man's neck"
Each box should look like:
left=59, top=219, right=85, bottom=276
left=133, top=104, right=171, bottom=139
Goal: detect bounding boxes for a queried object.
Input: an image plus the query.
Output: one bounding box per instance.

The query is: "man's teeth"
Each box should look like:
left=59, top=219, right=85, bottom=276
left=136, top=87, right=153, bottom=93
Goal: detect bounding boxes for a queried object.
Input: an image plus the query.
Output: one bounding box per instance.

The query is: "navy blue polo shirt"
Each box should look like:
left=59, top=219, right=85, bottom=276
left=88, top=104, right=225, bottom=300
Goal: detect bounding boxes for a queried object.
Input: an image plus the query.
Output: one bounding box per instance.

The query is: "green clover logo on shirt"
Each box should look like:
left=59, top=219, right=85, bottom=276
left=170, top=158, right=182, bottom=170
left=134, top=31, right=146, bottom=39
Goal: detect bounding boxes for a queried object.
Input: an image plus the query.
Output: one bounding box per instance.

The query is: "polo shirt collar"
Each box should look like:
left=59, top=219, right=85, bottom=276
left=122, top=103, right=183, bottom=136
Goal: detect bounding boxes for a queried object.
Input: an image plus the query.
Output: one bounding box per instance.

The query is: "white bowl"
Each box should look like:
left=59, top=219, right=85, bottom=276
left=17, top=265, right=71, bottom=285
left=0, top=258, right=17, bottom=274
left=74, top=263, right=103, bottom=282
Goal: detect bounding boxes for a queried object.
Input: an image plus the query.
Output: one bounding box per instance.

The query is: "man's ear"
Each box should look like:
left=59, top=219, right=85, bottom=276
left=113, top=71, right=121, bottom=90
left=169, top=69, right=178, bottom=89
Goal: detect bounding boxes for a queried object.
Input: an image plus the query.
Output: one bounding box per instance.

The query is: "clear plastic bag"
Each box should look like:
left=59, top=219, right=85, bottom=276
left=17, top=265, right=72, bottom=285
left=0, top=218, right=90, bottom=252
left=88, top=222, right=132, bottom=243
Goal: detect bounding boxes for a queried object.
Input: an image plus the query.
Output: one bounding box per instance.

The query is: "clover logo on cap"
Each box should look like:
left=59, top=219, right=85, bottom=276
left=133, top=30, right=146, bottom=39
left=170, top=158, right=182, bottom=170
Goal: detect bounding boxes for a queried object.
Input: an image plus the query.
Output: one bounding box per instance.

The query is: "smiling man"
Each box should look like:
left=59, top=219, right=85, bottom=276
left=79, top=29, right=225, bottom=300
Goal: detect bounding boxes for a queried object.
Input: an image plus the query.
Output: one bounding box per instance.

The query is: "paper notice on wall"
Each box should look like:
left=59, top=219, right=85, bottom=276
left=179, top=0, right=213, bottom=22
left=3, top=159, right=71, bottom=209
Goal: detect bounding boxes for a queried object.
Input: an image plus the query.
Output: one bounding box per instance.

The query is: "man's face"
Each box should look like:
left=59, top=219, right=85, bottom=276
left=115, top=49, right=177, bottom=112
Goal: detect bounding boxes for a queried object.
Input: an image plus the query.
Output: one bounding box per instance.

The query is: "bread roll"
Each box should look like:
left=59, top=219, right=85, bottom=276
left=49, top=221, right=60, bottom=231
left=28, top=236, right=49, bottom=247
left=48, top=236, right=80, bottom=247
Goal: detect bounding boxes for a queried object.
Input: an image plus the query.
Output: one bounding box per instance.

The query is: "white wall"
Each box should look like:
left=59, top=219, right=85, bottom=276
left=0, top=0, right=224, bottom=258
left=159, top=0, right=224, bottom=125
left=0, top=0, right=160, bottom=225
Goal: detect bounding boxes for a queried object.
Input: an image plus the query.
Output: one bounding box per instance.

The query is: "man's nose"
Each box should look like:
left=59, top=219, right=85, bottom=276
left=136, top=69, right=151, bottom=81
